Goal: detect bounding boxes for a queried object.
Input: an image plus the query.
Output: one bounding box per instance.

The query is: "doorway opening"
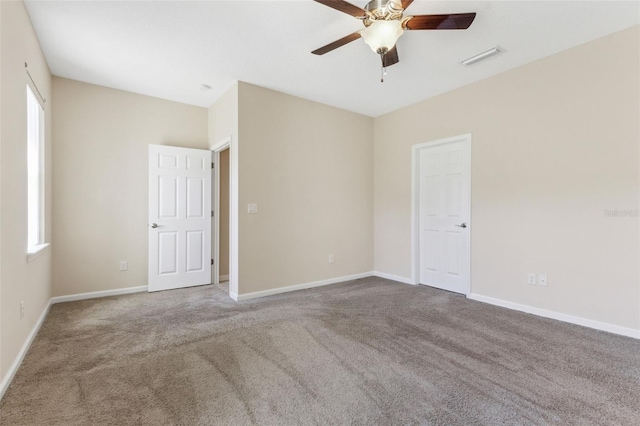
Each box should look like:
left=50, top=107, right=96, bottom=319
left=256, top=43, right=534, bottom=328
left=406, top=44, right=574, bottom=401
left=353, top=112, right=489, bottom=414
left=211, top=139, right=231, bottom=295
left=411, top=134, right=472, bottom=295
left=217, top=148, right=230, bottom=293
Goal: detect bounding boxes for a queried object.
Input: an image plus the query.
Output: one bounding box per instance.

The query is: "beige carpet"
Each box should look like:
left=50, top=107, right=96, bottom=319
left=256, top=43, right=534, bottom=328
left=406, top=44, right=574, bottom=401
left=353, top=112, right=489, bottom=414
left=1, top=277, right=639, bottom=425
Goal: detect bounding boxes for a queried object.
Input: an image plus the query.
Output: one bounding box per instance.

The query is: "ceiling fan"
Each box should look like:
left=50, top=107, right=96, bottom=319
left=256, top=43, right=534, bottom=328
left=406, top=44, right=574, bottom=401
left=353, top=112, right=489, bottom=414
left=312, top=0, right=476, bottom=81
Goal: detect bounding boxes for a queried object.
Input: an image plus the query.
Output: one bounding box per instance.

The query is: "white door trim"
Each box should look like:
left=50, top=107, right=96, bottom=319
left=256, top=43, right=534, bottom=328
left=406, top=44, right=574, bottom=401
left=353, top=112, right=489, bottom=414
left=210, top=136, right=236, bottom=296
left=411, top=133, right=472, bottom=294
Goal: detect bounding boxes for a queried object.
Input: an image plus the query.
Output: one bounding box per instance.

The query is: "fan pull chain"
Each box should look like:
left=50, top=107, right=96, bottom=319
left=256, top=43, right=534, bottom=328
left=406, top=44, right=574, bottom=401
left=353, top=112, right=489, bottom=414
left=380, top=52, right=386, bottom=83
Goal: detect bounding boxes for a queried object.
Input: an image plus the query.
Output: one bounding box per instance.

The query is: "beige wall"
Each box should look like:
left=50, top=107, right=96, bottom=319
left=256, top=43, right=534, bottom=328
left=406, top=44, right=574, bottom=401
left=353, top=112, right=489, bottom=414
left=208, top=84, right=239, bottom=293
left=0, top=1, right=53, bottom=383
left=219, top=148, right=230, bottom=277
left=374, top=26, right=640, bottom=330
left=52, top=77, right=208, bottom=296
left=237, top=82, right=374, bottom=295
left=208, top=83, right=238, bottom=150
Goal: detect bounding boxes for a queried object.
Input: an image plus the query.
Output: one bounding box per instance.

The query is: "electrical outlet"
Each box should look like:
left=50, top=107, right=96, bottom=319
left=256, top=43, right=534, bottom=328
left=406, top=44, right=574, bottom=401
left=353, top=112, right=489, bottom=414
left=247, top=203, right=258, bottom=214
left=527, top=273, right=536, bottom=285
left=538, top=273, right=547, bottom=286
left=120, top=261, right=128, bottom=271
left=328, top=255, right=334, bottom=264
left=20, top=301, right=24, bottom=319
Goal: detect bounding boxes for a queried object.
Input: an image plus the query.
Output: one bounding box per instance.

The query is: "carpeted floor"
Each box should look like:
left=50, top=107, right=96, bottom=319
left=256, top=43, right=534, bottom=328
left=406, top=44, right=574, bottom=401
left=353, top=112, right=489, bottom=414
left=1, top=277, right=639, bottom=425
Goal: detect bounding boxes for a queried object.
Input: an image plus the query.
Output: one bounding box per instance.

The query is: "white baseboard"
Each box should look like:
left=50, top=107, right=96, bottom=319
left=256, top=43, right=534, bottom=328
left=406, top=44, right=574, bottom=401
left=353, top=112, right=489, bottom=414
left=373, top=271, right=415, bottom=285
left=229, top=291, right=239, bottom=301
left=0, top=299, right=52, bottom=400
left=235, top=272, right=374, bottom=301
left=467, top=293, right=640, bottom=339
left=220, top=275, right=229, bottom=282
left=51, top=286, right=148, bottom=304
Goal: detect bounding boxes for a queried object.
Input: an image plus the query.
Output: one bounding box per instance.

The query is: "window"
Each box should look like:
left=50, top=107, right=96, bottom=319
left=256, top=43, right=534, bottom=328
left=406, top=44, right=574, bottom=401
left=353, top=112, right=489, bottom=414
left=27, top=85, right=45, bottom=256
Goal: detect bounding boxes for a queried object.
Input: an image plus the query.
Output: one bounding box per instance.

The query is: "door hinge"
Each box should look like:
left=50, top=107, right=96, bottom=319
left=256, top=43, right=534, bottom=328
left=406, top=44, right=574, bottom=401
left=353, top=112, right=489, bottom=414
left=211, top=162, right=214, bottom=169
left=211, top=259, right=214, bottom=265
left=211, top=210, right=214, bottom=217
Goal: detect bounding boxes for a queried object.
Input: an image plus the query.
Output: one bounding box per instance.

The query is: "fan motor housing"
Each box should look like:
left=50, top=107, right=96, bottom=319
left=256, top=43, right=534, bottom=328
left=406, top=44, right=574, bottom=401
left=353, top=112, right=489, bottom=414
left=364, top=0, right=404, bottom=22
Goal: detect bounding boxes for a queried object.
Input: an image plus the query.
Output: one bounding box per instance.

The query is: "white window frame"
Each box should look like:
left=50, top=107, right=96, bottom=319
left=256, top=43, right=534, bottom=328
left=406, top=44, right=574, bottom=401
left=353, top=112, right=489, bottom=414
left=26, top=84, right=48, bottom=261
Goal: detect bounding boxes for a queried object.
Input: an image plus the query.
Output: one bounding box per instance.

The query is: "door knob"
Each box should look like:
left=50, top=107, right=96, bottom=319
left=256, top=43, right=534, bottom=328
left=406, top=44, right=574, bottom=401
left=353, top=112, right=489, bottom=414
left=151, top=223, right=159, bottom=228
left=455, top=223, right=467, bottom=228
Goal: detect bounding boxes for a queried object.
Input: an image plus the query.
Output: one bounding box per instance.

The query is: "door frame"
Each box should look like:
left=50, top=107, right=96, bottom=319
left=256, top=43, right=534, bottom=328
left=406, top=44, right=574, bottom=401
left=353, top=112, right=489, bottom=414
left=210, top=137, right=231, bottom=286
left=410, top=133, right=472, bottom=294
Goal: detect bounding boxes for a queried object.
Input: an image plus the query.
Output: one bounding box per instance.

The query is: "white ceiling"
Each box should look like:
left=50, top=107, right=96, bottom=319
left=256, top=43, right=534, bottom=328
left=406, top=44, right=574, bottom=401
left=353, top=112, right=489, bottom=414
left=25, top=1, right=639, bottom=117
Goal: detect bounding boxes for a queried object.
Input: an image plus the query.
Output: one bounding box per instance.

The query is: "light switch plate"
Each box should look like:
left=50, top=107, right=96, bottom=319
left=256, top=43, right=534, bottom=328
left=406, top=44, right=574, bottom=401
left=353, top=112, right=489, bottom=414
left=248, top=203, right=258, bottom=214
left=538, top=273, right=547, bottom=286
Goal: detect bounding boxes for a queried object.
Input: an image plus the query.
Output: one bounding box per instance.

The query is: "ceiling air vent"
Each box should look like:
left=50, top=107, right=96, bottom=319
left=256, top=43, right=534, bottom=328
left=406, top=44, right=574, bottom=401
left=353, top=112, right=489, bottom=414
left=461, top=46, right=503, bottom=66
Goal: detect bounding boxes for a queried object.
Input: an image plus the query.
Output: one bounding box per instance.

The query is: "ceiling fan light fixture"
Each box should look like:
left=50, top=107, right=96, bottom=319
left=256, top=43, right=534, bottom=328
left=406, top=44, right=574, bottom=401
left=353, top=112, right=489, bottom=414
left=361, top=20, right=404, bottom=54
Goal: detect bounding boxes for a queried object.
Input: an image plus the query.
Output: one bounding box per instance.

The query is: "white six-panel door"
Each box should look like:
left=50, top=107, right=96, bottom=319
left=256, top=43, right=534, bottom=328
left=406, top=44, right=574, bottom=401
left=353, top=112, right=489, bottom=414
left=418, top=138, right=471, bottom=294
left=149, top=145, right=212, bottom=292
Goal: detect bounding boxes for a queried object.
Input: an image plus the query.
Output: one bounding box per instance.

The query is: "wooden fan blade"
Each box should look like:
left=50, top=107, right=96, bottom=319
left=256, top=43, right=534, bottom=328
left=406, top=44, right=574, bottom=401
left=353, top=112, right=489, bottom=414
left=401, top=0, right=415, bottom=10
left=312, top=32, right=362, bottom=55
left=313, top=0, right=367, bottom=18
left=403, top=13, right=476, bottom=30
left=382, top=46, right=399, bottom=67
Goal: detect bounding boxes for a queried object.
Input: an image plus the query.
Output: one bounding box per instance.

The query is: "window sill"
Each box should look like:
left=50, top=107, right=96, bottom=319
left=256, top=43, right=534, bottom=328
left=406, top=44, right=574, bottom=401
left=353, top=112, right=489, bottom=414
left=26, top=243, right=50, bottom=263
